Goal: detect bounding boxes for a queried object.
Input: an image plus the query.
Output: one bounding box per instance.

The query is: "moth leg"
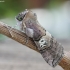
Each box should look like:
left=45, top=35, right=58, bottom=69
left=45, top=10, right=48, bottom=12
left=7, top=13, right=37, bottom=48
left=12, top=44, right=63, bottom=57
left=25, top=36, right=29, bottom=44
left=25, top=28, right=29, bottom=45
left=21, top=29, right=29, bottom=45
left=22, top=23, right=29, bottom=44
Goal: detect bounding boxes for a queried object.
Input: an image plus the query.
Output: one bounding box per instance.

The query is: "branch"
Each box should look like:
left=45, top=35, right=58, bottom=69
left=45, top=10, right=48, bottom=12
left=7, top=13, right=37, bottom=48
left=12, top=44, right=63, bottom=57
left=0, top=21, right=70, bottom=70
left=0, top=21, right=39, bottom=52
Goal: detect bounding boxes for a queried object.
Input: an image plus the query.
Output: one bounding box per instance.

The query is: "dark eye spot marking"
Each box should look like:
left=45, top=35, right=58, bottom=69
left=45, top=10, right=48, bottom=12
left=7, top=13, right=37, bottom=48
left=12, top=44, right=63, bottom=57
left=43, top=42, right=47, bottom=45
left=16, top=15, right=23, bottom=21
left=16, top=13, right=26, bottom=21
left=41, top=45, right=43, bottom=48
left=41, top=40, right=44, bottom=42
left=18, top=16, right=23, bottom=21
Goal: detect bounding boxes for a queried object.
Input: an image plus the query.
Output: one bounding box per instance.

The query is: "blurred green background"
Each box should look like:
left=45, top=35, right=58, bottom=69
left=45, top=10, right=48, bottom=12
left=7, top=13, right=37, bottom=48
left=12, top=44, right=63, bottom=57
left=0, top=0, right=64, bottom=18
left=0, top=0, right=69, bottom=40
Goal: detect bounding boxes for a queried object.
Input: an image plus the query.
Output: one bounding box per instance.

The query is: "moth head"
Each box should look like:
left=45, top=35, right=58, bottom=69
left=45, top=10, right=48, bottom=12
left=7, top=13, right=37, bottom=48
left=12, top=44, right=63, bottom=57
left=16, top=9, right=28, bottom=21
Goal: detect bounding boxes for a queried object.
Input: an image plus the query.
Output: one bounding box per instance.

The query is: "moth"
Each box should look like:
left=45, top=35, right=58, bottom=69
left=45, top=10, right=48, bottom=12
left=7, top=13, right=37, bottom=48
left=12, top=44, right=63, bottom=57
left=15, top=9, right=64, bottom=67
left=16, top=9, right=46, bottom=41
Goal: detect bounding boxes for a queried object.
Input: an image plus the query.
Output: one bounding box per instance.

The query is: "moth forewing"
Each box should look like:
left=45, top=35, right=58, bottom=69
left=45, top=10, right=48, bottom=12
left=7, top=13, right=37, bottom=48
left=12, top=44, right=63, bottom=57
left=22, top=11, right=46, bottom=40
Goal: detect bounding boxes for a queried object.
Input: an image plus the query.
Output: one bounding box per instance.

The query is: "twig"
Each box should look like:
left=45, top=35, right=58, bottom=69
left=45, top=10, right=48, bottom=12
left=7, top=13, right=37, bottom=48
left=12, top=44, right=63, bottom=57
left=0, top=21, right=39, bottom=52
